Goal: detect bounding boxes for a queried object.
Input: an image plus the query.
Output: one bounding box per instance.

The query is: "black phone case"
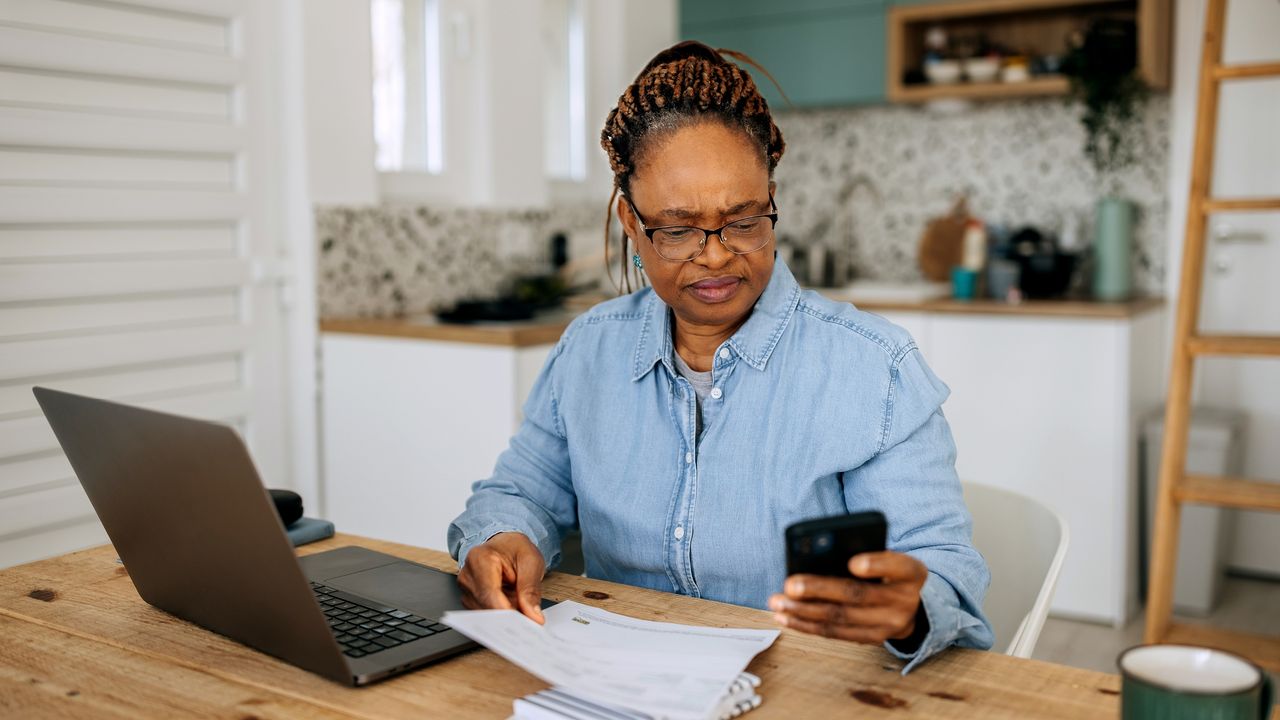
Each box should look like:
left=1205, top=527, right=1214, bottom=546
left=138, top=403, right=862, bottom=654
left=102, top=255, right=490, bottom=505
left=785, top=511, right=887, bottom=577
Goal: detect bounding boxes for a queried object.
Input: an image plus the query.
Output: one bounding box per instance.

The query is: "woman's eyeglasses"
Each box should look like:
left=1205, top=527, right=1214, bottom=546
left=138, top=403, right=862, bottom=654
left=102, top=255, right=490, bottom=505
left=626, top=196, right=779, bottom=262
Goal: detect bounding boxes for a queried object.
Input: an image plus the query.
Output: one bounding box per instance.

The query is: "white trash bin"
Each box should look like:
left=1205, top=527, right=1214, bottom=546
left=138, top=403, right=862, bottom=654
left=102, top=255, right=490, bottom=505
left=1141, top=407, right=1245, bottom=616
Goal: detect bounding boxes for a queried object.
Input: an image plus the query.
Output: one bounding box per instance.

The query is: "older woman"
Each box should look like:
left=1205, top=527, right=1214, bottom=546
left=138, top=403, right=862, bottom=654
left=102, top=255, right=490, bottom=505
left=448, top=41, right=992, bottom=672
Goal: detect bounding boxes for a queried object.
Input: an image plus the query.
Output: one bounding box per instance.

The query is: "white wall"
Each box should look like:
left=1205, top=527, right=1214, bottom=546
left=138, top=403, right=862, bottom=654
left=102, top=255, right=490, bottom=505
left=303, top=0, right=379, bottom=205
left=1163, top=0, right=1280, bottom=577
left=302, top=0, right=677, bottom=208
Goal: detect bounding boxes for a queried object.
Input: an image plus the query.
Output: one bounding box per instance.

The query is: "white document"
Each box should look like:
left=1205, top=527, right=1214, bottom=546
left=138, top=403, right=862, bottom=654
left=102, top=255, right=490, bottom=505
left=440, top=600, right=778, bottom=720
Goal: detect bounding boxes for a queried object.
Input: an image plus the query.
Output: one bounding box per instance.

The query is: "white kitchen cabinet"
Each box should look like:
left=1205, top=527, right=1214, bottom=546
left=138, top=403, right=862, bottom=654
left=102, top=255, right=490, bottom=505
left=321, top=330, right=554, bottom=552
left=877, top=306, right=1167, bottom=626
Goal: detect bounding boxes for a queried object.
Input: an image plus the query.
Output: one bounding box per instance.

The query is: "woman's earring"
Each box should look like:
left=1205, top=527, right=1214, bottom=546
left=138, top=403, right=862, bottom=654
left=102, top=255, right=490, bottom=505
left=632, top=254, right=644, bottom=270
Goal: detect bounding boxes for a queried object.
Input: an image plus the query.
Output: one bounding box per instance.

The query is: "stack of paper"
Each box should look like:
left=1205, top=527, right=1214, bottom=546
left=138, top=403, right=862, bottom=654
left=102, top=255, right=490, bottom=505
left=513, top=672, right=762, bottom=720
left=440, top=600, right=778, bottom=720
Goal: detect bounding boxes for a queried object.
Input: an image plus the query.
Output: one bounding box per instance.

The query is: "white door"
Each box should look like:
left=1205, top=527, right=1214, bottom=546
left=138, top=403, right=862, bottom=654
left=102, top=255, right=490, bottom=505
left=0, top=0, right=312, bottom=568
left=1171, top=0, right=1280, bottom=576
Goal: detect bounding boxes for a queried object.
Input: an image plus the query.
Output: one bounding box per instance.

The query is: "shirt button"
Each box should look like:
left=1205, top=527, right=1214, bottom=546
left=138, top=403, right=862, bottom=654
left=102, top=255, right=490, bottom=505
left=719, top=348, right=730, bottom=359
left=674, top=526, right=685, bottom=540
left=710, top=387, right=723, bottom=400
left=685, top=451, right=693, bottom=464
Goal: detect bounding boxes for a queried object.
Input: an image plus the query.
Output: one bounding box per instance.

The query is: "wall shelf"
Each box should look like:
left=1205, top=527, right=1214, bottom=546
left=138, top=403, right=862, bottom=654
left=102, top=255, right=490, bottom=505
left=893, top=74, right=1070, bottom=101
left=887, top=0, right=1170, bottom=103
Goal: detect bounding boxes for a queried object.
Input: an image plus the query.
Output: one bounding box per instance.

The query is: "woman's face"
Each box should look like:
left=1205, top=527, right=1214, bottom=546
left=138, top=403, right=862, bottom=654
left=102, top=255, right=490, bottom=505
left=619, top=121, right=775, bottom=331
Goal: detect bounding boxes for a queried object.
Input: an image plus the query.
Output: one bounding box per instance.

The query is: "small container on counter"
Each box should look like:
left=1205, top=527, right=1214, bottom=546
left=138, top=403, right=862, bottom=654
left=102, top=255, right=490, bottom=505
left=951, top=267, right=979, bottom=300
left=987, top=258, right=1022, bottom=303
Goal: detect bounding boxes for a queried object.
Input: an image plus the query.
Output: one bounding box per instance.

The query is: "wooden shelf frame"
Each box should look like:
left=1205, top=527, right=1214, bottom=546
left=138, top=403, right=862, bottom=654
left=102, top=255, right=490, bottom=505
left=1201, top=197, right=1280, bottom=213
left=887, top=0, right=1171, bottom=103
left=891, top=75, right=1069, bottom=102
left=1145, top=0, right=1280, bottom=677
left=1177, top=474, right=1280, bottom=512
left=1186, top=334, right=1280, bottom=357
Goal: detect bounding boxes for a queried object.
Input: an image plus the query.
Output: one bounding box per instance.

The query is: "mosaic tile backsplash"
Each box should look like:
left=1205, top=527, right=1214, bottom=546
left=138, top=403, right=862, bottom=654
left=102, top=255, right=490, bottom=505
left=317, top=96, right=1169, bottom=318
left=317, top=203, right=603, bottom=318
left=771, top=96, right=1170, bottom=291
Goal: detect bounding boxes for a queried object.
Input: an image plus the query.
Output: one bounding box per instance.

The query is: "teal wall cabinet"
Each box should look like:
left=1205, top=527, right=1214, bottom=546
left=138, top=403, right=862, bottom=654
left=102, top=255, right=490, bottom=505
left=680, top=0, right=888, bottom=107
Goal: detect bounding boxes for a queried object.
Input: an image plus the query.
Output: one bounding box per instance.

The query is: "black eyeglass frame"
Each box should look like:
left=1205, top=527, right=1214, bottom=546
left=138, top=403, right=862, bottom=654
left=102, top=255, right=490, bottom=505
left=624, top=194, right=780, bottom=262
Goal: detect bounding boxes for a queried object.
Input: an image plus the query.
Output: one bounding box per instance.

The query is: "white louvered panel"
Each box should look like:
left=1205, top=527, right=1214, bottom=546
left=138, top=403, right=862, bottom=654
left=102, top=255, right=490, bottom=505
left=0, top=187, right=246, bottom=223
left=0, top=454, right=73, bottom=497
left=0, top=0, right=294, bottom=571
left=0, top=67, right=230, bottom=120
left=2, top=324, right=249, bottom=381
left=117, top=0, right=247, bottom=18
left=0, top=106, right=245, bottom=154
left=0, top=517, right=107, bottom=570
left=0, top=0, right=231, bottom=52
left=0, top=386, right=251, bottom=461
left=0, top=259, right=248, bottom=302
left=0, top=359, right=240, bottom=417
left=2, top=417, right=56, bottom=465
left=1, top=418, right=57, bottom=467
left=0, top=26, right=240, bottom=86
left=0, top=483, right=96, bottom=540
left=0, top=147, right=235, bottom=189
left=0, top=222, right=238, bottom=260
left=0, top=293, right=239, bottom=340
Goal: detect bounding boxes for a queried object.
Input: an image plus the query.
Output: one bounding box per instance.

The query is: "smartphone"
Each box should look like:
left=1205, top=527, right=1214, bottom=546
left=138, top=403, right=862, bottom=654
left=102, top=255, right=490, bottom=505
left=785, top=511, right=887, bottom=578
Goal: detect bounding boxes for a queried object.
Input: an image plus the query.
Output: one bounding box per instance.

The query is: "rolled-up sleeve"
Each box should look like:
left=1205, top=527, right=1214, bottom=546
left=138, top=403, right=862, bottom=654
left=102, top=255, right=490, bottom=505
left=842, top=344, right=994, bottom=673
left=447, top=331, right=578, bottom=570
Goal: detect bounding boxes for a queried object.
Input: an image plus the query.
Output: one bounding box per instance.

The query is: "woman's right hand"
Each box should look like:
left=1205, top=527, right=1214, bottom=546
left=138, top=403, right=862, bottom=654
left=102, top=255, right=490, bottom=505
left=456, top=532, right=546, bottom=624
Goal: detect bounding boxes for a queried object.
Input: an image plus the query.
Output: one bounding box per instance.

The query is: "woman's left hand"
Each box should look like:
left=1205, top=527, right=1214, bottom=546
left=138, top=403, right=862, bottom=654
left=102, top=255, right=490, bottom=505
left=768, top=551, right=928, bottom=644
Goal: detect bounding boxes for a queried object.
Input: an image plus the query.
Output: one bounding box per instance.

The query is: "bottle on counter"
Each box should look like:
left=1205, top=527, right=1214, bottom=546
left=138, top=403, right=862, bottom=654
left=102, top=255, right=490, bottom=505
left=951, top=219, right=987, bottom=301
left=961, top=219, right=987, bottom=272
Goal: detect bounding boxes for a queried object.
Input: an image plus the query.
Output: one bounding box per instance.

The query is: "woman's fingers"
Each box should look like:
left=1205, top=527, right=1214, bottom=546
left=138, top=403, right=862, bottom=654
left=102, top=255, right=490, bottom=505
left=770, top=597, right=901, bottom=628
left=782, top=574, right=894, bottom=606
left=772, top=612, right=895, bottom=644
left=456, top=533, right=546, bottom=623
left=774, top=551, right=929, bottom=644
left=513, top=543, right=547, bottom=624
left=849, top=551, right=928, bottom=583
left=769, top=592, right=920, bottom=644
left=457, top=545, right=515, bottom=610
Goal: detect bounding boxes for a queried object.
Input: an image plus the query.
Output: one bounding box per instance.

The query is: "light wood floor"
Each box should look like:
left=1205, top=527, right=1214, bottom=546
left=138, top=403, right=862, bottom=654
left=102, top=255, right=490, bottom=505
left=1033, top=575, right=1280, bottom=685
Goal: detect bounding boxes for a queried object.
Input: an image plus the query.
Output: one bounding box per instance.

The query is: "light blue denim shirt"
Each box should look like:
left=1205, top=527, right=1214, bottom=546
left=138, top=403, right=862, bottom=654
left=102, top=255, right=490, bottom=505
left=448, top=260, right=993, bottom=672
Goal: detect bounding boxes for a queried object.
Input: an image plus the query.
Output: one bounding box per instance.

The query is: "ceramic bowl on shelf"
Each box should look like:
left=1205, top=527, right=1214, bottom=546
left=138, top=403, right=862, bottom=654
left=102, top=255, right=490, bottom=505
left=964, top=56, right=1000, bottom=83
left=925, top=60, right=962, bottom=84
left=1001, top=56, right=1031, bottom=83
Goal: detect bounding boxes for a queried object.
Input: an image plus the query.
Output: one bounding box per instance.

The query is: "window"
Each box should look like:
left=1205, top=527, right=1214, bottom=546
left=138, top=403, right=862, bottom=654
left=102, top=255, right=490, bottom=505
left=542, top=0, right=585, bottom=181
left=371, top=0, right=443, bottom=173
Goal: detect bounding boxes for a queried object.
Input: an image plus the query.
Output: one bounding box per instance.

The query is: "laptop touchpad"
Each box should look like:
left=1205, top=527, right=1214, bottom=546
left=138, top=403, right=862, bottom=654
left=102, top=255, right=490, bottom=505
left=326, top=562, right=465, bottom=618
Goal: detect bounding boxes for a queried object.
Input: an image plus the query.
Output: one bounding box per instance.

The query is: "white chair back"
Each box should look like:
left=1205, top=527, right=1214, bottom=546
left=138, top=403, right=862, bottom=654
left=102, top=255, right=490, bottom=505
left=962, top=482, right=1070, bottom=658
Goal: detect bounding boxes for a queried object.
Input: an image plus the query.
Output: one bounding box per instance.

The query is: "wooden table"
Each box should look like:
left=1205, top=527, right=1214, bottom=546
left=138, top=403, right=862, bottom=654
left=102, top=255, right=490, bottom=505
left=0, top=535, right=1124, bottom=719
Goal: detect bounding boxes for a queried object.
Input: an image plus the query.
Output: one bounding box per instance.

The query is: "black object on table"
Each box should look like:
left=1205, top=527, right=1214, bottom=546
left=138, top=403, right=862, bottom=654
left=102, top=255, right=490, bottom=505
left=270, top=489, right=303, bottom=527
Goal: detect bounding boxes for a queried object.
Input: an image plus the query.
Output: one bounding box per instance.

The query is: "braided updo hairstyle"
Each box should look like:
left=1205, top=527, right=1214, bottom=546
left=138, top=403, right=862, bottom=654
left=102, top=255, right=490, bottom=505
left=600, top=41, right=787, bottom=292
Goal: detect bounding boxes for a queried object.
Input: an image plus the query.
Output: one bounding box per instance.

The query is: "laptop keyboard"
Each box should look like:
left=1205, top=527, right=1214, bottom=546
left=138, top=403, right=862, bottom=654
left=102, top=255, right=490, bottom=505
left=310, top=582, right=452, bottom=658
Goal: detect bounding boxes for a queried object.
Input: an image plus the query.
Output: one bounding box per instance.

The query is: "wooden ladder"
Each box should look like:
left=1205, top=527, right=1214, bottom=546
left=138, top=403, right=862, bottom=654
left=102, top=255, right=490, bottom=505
left=1144, top=0, right=1280, bottom=672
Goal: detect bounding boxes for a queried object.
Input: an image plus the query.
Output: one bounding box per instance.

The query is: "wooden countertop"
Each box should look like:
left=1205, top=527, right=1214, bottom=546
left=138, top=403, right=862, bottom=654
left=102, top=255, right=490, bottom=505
left=0, top=535, right=1128, bottom=718
left=846, top=295, right=1166, bottom=320
left=320, top=296, right=1164, bottom=347
left=321, top=314, right=574, bottom=348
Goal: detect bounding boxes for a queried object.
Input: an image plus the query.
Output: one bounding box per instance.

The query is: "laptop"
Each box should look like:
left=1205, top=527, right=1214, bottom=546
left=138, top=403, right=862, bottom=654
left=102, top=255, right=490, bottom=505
left=34, top=386, right=486, bottom=686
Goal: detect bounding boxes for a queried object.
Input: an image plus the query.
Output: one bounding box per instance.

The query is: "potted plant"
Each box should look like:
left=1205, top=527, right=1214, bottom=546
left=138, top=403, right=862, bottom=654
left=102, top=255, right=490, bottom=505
left=1063, top=18, right=1147, bottom=301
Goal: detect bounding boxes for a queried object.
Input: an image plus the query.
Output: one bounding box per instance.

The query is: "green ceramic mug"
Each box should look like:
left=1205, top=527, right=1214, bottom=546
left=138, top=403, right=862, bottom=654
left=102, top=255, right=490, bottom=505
left=1118, top=644, right=1273, bottom=720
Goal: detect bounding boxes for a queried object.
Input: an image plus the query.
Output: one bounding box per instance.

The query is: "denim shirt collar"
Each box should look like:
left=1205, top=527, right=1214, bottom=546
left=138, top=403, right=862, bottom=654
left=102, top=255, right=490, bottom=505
left=631, top=259, right=802, bottom=381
